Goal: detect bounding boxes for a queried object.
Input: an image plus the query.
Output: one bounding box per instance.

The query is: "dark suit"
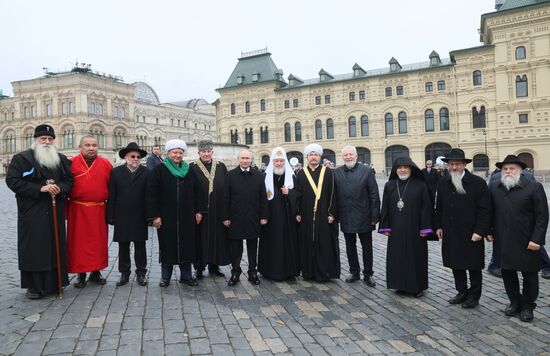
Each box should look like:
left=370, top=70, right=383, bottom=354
left=422, top=167, right=439, bottom=202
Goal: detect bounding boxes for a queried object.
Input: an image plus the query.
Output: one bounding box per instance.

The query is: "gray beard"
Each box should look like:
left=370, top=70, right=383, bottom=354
left=450, top=172, right=466, bottom=194
left=273, top=167, right=285, bottom=176
left=501, top=174, right=521, bottom=190
left=397, top=173, right=410, bottom=181
left=32, top=142, right=60, bottom=169
left=345, top=161, right=357, bottom=169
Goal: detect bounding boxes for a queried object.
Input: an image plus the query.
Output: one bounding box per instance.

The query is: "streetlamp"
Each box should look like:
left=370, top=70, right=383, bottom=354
left=482, top=129, right=488, bottom=175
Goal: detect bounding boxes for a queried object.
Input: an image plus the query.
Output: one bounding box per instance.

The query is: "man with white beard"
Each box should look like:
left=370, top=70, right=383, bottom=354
left=488, top=155, right=548, bottom=322
left=334, top=145, right=380, bottom=286
left=6, top=124, right=73, bottom=299
left=434, top=148, right=491, bottom=309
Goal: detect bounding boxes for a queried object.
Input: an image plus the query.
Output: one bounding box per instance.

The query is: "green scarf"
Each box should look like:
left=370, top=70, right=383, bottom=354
left=163, top=157, right=189, bottom=178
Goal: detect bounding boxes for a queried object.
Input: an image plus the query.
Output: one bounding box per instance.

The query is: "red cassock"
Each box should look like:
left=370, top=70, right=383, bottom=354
left=66, top=154, right=112, bottom=273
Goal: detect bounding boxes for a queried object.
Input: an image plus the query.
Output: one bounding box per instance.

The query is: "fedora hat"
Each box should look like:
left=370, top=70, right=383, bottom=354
left=119, top=142, right=148, bottom=159
left=441, top=148, right=472, bottom=163
left=495, top=154, right=527, bottom=169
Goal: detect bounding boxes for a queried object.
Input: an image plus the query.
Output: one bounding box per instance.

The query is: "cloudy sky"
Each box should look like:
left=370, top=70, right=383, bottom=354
left=1, top=0, right=496, bottom=103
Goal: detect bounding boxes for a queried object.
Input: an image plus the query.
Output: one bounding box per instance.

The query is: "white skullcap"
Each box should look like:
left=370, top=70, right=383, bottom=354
left=165, top=139, right=187, bottom=152
left=265, top=147, right=294, bottom=200
left=304, top=143, right=323, bottom=156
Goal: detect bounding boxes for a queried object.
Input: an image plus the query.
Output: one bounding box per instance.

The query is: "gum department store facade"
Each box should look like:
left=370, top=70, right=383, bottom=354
left=215, top=0, right=550, bottom=174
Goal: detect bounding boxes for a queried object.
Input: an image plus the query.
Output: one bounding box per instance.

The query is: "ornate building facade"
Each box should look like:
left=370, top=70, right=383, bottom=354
left=215, top=0, right=550, bottom=174
left=0, top=65, right=216, bottom=174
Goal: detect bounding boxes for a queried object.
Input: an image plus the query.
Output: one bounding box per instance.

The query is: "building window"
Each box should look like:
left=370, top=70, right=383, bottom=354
left=315, top=96, right=321, bottom=105
left=31, top=105, right=36, bottom=118
left=98, top=104, right=103, bottom=116
left=519, top=113, right=528, bottom=124
left=440, top=107, right=450, bottom=131
left=515, top=46, right=526, bottom=60
left=156, top=118, right=159, bottom=125
left=473, top=70, right=482, bottom=86
left=295, top=122, right=302, bottom=141
left=62, top=102, right=67, bottom=115
left=361, top=115, right=369, bottom=136
left=46, top=103, right=52, bottom=117
left=385, top=87, right=392, bottom=97
left=396, top=86, right=403, bottom=96
left=230, top=103, right=235, bottom=115
left=63, top=129, right=74, bottom=149
left=260, top=99, right=266, bottom=111
left=284, top=123, right=291, bottom=142
left=293, top=98, right=299, bottom=108
left=315, top=120, right=322, bottom=140
left=398, top=111, right=407, bottom=134
left=472, top=106, right=486, bottom=128
left=425, top=82, right=433, bottom=92
left=326, top=118, right=334, bottom=139
left=349, top=92, right=355, bottom=101
left=516, top=75, right=528, bottom=97
left=425, top=109, right=435, bottom=132
left=324, top=95, right=331, bottom=104
left=25, top=131, right=33, bottom=148
left=348, top=116, right=356, bottom=137
left=114, top=132, right=124, bottom=149
left=245, top=128, right=253, bottom=144
left=119, top=107, right=125, bottom=119
left=112, top=106, right=118, bottom=118
left=359, top=90, right=366, bottom=100
left=230, top=129, right=239, bottom=144
left=284, top=100, right=290, bottom=109
left=90, top=129, right=105, bottom=149
left=69, top=101, right=74, bottom=114
left=385, top=113, right=394, bottom=135
left=437, top=80, right=446, bottom=91
left=90, top=102, right=95, bottom=115
left=24, top=106, right=29, bottom=119
left=260, top=127, right=269, bottom=143
left=177, top=119, right=181, bottom=127
left=4, top=132, right=16, bottom=153
left=245, top=101, right=250, bottom=113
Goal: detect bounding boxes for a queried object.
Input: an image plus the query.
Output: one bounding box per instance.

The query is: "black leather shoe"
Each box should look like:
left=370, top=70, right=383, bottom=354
left=448, top=292, right=468, bottom=305
left=74, top=273, right=87, bottom=288
left=89, top=271, right=107, bottom=285
left=136, top=274, right=147, bottom=286
left=179, top=277, right=198, bottom=287
left=345, top=274, right=360, bottom=283
left=116, top=273, right=130, bottom=287
left=462, top=298, right=479, bottom=309
left=195, top=269, right=204, bottom=280
left=504, top=303, right=520, bottom=316
left=26, top=288, right=43, bottom=300
left=519, top=308, right=534, bottom=322
left=158, top=279, right=170, bottom=287
left=364, top=275, right=377, bottom=287
left=228, top=273, right=240, bottom=286
left=248, top=272, right=260, bottom=285
left=414, top=291, right=424, bottom=298
left=488, top=267, right=502, bottom=278
left=209, top=268, right=225, bottom=277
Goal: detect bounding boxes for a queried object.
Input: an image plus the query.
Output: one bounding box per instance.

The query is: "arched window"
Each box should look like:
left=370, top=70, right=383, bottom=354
left=516, top=75, right=528, bottom=97
left=63, top=128, right=75, bottom=149
left=425, top=109, right=434, bottom=132
left=326, top=118, right=334, bottom=139
left=385, top=145, right=410, bottom=173
left=440, top=107, right=450, bottom=131
left=287, top=151, right=303, bottom=165
left=472, top=106, right=486, bottom=128
left=385, top=113, right=394, bottom=135
left=517, top=152, right=534, bottom=169
left=230, top=103, right=235, bottom=115
left=114, top=130, right=126, bottom=149
left=260, top=127, right=269, bottom=144
left=245, top=101, right=250, bottom=113
left=261, top=155, right=270, bottom=167
left=515, top=46, right=526, bottom=60
left=398, top=111, right=407, bottom=134
left=90, top=102, right=95, bottom=115
left=473, top=154, right=489, bottom=172
left=356, top=147, right=371, bottom=165
left=322, top=149, right=336, bottom=164
left=348, top=116, right=356, bottom=137
left=295, top=122, right=302, bottom=141
left=361, top=115, right=369, bottom=136
left=24, top=130, right=33, bottom=149
left=245, top=128, right=253, bottom=144
left=425, top=142, right=452, bottom=162
left=90, top=127, right=105, bottom=149
left=4, top=131, right=16, bottom=153
left=230, top=129, right=239, bottom=144
left=284, top=123, right=291, bottom=142
left=315, top=119, right=322, bottom=140
left=260, top=99, right=266, bottom=111
left=473, top=70, right=482, bottom=86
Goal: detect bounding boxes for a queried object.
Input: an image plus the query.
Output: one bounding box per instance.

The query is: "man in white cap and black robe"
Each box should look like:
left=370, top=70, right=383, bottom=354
left=258, top=147, right=300, bottom=281
left=295, top=143, right=340, bottom=282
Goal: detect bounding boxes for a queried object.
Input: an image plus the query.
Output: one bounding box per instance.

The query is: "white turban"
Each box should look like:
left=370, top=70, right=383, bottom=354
left=165, top=139, right=187, bottom=152
left=304, top=143, right=323, bottom=156
left=265, top=147, right=294, bottom=200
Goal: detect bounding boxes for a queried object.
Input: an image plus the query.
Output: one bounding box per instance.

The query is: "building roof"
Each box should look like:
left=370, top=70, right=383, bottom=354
left=498, top=0, right=550, bottom=11
left=222, top=50, right=285, bottom=89
left=168, top=98, right=210, bottom=110
left=132, top=81, right=160, bottom=105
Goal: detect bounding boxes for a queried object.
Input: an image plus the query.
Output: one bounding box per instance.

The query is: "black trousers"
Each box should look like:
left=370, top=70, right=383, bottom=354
left=501, top=269, right=539, bottom=310
left=344, top=232, right=373, bottom=276
left=452, top=269, right=482, bottom=300
left=230, top=239, right=258, bottom=274
left=118, top=241, right=147, bottom=275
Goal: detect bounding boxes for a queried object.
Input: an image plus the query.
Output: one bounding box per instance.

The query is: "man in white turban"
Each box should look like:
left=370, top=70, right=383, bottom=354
left=258, top=147, right=300, bottom=280
left=295, top=143, right=340, bottom=281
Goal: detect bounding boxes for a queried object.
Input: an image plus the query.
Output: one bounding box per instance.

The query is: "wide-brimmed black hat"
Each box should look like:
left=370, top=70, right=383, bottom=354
left=119, top=142, right=147, bottom=159
left=441, top=148, right=472, bottom=163
left=495, top=154, right=527, bottom=169
left=33, top=124, right=56, bottom=139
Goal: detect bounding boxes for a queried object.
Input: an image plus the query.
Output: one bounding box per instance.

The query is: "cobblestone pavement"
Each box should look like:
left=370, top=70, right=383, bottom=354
left=0, top=178, right=549, bottom=355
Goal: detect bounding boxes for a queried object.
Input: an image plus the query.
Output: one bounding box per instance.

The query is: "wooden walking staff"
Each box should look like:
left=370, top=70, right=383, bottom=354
left=46, top=179, right=63, bottom=299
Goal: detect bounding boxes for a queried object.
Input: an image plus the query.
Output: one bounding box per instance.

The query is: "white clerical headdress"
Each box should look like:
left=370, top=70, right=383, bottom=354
left=304, top=143, right=323, bottom=156
left=264, top=147, right=294, bottom=200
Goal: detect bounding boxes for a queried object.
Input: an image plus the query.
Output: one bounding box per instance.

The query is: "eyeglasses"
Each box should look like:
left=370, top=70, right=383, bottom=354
left=128, top=155, right=141, bottom=159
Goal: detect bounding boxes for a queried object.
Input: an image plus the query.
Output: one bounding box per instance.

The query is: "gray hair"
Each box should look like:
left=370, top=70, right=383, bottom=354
left=341, top=145, right=357, bottom=155
left=237, top=149, right=253, bottom=159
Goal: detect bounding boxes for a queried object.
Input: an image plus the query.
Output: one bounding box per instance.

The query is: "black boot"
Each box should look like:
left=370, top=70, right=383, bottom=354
left=136, top=273, right=147, bottom=286
left=345, top=273, right=360, bottom=283
left=195, top=268, right=204, bottom=280
left=89, top=271, right=107, bottom=285
left=228, top=271, right=240, bottom=286
left=248, top=271, right=260, bottom=285
left=364, top=275, right=377, bottom=287
left=74, top=273, right=87, bottom=288
left=448, top=292, right=468, bottom=305
left=26, top=288, right=44, bottom=299
left=208, top=265, right=225, bottom=277
left=116, top=272, right=130, bottom=287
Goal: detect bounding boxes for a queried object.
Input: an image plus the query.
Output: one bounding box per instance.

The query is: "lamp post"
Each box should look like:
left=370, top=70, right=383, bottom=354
left=482, top=129, right=488, bottom=175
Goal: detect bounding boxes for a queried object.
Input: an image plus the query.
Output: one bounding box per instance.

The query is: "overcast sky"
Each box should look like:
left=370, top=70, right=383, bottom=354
left=1, top=0, right=496, bottom=103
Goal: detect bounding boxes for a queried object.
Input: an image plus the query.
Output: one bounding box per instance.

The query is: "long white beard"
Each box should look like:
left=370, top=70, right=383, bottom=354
left=344, top=160, right=357, bottom=169
left=450, top=171, right=466, bottom=194
left=32, top=142, right=60, bottom=169
left=501, top=173, right=521, bottom=190
left=273, top=167, right=285, bottom=176
left=397, top=173, right=410, bottom=181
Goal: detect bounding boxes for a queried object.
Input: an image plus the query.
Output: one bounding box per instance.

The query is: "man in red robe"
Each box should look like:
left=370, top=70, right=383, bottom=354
left=66, top=135, right=112, bottom=287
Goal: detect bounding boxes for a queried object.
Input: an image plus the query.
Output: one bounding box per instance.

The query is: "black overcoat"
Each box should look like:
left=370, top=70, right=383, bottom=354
left=106, top=164, right=150, bottom=242
left=146, top=163, right=204, bottom=264
left=223, top=167, right=269, bottom=240
left=434, top=170, right=491, bottom=270
left=6, top=149, right=72, bottom=281
left=489, top=179, right=548, bottom=272
left=422, top=168, right=439, bottom=201
left=334, top=163, right=380, bottom=233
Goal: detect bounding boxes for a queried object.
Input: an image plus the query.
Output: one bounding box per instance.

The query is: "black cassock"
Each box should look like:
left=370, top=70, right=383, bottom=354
left=295, top=166, right=340, bottom=281
left=259, top=173, right=300, bottom=280
left=190, top=160, right=230, bottom=267
left=6, top=149, right=73, bottom=293
left=380, top=177, right=432, bottom=294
